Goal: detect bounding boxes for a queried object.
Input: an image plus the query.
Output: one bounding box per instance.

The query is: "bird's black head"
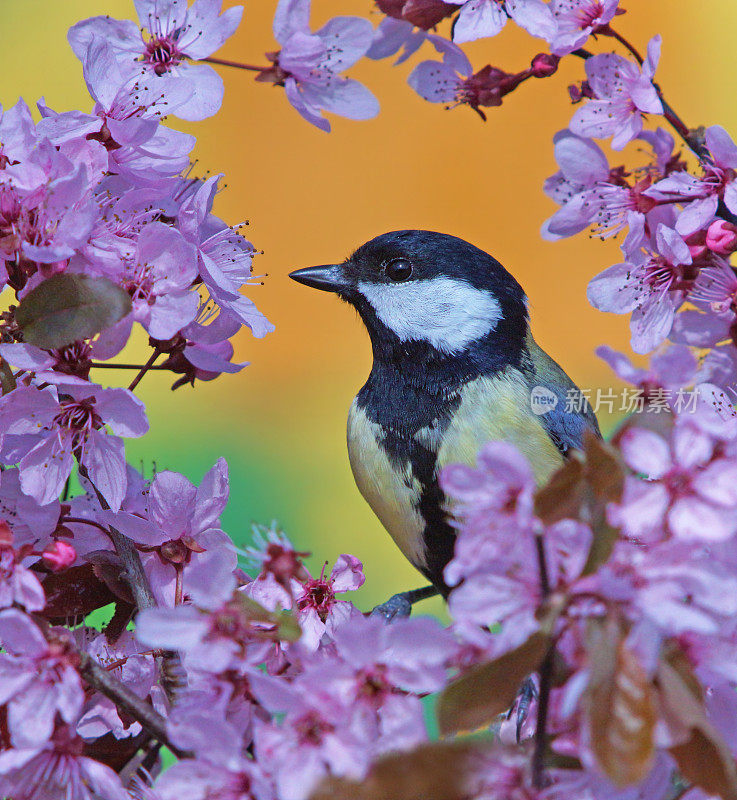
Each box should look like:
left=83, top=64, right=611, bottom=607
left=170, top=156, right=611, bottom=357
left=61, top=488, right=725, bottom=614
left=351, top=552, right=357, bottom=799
left=290, top=230, right=529, bottom=375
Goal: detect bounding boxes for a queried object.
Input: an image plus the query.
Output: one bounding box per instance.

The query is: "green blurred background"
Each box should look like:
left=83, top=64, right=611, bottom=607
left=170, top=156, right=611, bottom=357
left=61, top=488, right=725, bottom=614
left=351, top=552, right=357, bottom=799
left=2, top=0, right=734, bottom=616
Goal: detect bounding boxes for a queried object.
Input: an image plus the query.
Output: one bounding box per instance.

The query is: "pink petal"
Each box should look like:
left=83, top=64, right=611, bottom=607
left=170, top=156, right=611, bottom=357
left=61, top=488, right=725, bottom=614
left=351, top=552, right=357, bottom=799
left=669, top=498, right=737, bottom=541
left=619, top=428, right=671, bottom=478
left=19, top=435, right=74, bottom=506
left=0, top=609, right=47, bottom=656
left=330, top=553, right=365, bottom=592
left=95, top=388, right=148, bottom=438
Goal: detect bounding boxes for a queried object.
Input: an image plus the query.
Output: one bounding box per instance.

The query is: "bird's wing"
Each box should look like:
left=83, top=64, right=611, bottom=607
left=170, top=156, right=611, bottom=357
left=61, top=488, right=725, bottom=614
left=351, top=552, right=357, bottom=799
left=524, top=337, right=601, bottom=457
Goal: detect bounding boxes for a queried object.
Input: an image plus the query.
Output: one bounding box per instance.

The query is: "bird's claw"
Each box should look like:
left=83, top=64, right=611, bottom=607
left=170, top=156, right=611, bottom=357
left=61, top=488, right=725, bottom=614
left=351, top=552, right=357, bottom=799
left=507, top=675, right=538, bottom=743
left=370, top=592, right=413, bottom=622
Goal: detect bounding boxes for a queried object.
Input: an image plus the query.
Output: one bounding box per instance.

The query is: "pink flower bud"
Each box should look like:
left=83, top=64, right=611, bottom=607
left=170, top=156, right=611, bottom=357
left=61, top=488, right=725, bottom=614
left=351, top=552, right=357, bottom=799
left=706, top=219, right=737, bottom=255
left=531, top=53, right=559, bottom=78
left=568, top=80, right=594, bottom=103
left=42, top=541, right=76, bottom=572
left=684, top=230, right=707, bottom=259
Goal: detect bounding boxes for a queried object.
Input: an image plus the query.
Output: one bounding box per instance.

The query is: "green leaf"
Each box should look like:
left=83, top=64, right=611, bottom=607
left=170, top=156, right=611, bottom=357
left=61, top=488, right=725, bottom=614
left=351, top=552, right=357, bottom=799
left=16, top=273, right=131, bottom=349
left=234, top=593, right=302, bottom=642
left=437, top=631, right=550, bottom=736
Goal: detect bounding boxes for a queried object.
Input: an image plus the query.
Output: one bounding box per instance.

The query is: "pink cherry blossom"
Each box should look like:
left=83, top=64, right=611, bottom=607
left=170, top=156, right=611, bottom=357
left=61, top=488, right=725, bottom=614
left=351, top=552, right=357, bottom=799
left=0, top=724, right=129, bottom=800
left=38, top=42, right=195, bottom=183
left=0, top=467, right=61, bottom=553
left=587, top=224, right=694, bottom=353
left=68, top=0, right=244, bottom=121
left=548, top=0, right=621, bottom=56
left=596, top=343, right=700, bottom=400
left=611, top=424, right=737, bottom=542
left=542, top=128, right=679, bottom=245
left=246, top=550, right=364, bottom=650
left=103, top=458, right=235, bottom=605
left=569, top=36, right=663, bottom=149
left=0, top=532, right=46, bottom=611
left=99, top=221, right=199, bottom=340
left=646, top=125, right=737, bottom=236
left=0, top=383, right=148, bottom=510
left=155, top=757, right=274, bottom=800
left=251, top=671, right=372, bottom=800
left=0, top=610, right=84, bottom=748
left=176, top=175, right=274, bottom=336
left=448, top=0, right=555, bottom=44
left=259, top=0, right=379, bottom=132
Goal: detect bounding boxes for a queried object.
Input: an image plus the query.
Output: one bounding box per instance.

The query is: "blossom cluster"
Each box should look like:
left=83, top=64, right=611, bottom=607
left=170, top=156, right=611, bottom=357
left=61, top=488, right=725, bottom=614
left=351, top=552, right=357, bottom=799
left=0, top=0, right=272, bottom=513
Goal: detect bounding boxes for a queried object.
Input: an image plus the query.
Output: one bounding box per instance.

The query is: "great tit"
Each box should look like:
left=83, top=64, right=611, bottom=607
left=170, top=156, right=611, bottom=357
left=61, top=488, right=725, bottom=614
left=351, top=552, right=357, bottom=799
left=290, top=230, right=600, bottom=600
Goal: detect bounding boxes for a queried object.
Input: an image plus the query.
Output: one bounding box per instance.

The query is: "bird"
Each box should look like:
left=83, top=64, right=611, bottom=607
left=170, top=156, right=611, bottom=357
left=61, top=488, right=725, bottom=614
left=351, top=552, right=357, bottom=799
left=290, top=230, right=600, bottom=614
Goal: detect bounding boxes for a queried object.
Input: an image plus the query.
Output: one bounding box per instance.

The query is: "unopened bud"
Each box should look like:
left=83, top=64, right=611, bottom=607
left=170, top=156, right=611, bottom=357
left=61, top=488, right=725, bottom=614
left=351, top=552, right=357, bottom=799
left=706, top=219, right=737, bottom=255
left=684, top=230, right=707, bottom=260
left=531, top=53, right=559, bottom=78
left=569, top=80, right=594, bottom=103
left=42, top=541, right=76, bottom=572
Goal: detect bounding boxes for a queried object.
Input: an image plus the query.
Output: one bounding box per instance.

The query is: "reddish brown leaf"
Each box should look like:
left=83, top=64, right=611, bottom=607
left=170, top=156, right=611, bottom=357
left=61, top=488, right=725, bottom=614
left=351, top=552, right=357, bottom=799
left=39, top=563, right=119, bottom=621
left=586, top=618, right=656, bottom=787
left=86, top=550, right=134, bottom=604
left=583, top=431, right=625, bottom=502
left=534, top=457, right=585, bottom=525
left=657, top=660, right=737, bottom=800
left=580, top=517, right=618, bottom=576
left=310, top=741, right=486, bottom=800
left=0, top=358, right=16, bottom=395
left=437, top=632, right=550, bottom=736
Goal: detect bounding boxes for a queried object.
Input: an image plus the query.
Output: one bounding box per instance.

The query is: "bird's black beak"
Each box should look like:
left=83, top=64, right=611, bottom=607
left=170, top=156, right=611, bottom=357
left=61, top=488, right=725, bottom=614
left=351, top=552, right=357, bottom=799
left=289, top=264, right=349, bottom=293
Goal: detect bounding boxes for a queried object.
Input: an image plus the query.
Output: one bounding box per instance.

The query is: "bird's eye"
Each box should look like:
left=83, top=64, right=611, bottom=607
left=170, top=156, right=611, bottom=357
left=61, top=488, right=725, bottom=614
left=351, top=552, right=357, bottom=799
left=385, top=258, right=413, bottom=282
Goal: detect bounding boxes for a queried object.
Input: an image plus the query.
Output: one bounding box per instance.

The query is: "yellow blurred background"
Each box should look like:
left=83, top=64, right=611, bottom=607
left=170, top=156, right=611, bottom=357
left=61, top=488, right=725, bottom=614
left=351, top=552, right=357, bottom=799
left=2, top=1, right=734, bottom=613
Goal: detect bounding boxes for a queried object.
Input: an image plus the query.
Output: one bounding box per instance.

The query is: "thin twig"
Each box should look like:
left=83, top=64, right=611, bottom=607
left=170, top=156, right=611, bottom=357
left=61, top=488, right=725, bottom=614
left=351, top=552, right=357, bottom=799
left=91, top=363, right=170, bottom=371
left=601, top=25, right=644, bottom=65
left=128, top=348, right=162, bottom=393
left=78, top=465, right=157, bottom=612
left=201, top=55, right=268, bottom=72
left=77, top=648, right=192, bottom=759
left=532, top=533, right=552, bottom=789
left=61, top=516, right=112, bottom=534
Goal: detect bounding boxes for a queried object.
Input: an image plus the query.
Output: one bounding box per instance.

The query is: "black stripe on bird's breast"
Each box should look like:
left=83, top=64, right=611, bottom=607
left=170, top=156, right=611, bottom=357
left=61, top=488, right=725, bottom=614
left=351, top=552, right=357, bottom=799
left=370, top=411, right=460, bottom=595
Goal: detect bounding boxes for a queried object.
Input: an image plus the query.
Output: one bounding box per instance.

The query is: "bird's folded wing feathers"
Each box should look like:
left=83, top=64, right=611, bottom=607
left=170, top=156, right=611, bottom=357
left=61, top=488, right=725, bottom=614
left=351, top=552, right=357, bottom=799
left=525, top=338, right=601, bottom=456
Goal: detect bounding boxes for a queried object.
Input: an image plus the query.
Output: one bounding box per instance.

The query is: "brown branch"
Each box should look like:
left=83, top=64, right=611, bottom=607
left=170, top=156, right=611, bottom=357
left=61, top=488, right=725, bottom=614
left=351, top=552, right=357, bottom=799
left=128, top=348, right=163, bottom=393
left=77, top=648, right=192, bottom=759
left=76, top=464, right=186, bottom=703
left=78, top=464, right=157, bottom=612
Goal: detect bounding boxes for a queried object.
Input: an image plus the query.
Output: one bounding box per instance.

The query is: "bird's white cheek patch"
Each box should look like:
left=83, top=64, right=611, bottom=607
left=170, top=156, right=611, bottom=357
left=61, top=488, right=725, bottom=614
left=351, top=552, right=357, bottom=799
left=358, top=277, right=503, bottom=355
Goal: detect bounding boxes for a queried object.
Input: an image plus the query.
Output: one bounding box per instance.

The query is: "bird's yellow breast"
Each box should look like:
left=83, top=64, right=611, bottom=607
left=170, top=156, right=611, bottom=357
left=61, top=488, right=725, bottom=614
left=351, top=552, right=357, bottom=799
left=435, top=369, right=564, bottom=483
left=347, top=404, right=428, bottom=568
left=346, top=368, right=564, bottom=574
